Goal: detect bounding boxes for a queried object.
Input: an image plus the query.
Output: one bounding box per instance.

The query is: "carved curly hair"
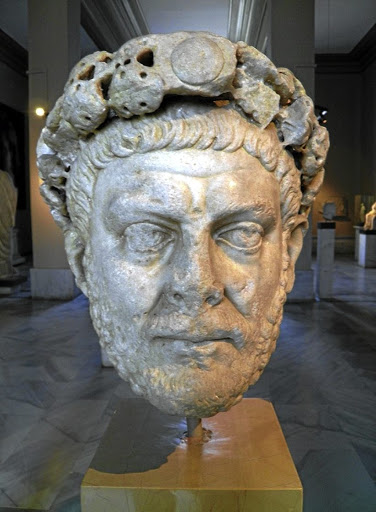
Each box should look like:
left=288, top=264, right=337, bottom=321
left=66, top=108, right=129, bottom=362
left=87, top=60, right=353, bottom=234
left=36, top=32, right=329, bottom=241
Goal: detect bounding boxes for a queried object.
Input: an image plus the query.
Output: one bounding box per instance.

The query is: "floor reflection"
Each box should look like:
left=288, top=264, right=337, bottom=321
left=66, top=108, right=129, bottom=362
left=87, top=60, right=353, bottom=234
left=0, top=256, right=375, bottom=511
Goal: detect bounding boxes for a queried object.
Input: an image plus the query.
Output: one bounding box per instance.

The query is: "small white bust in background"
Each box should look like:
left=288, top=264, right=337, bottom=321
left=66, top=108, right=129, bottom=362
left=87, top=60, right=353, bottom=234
left=0, top=170, right=17, bottom=278
left=364, top=202, right=376, bottom=231
left=322, top=202, right=336, bottom=221
left=37, top=32, right=329, bottom=418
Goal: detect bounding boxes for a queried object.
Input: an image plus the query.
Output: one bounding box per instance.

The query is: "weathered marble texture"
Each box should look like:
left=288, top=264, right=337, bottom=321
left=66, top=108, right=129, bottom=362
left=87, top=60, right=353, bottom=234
left=36, top=31, right=329, bottom=419
left=0, top=171, right=17, bottom=278
left=0, top=256, right=375, bottom=511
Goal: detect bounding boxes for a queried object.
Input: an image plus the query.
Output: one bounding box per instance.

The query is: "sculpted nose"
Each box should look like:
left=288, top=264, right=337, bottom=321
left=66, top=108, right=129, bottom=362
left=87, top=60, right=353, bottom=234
left=169, top=279, right=224, bottom=308
left=168, top=274, right=224, bottom=309
left=204, top=287, right=224, bottom=306
left=166, top=237, right=224, bottom=309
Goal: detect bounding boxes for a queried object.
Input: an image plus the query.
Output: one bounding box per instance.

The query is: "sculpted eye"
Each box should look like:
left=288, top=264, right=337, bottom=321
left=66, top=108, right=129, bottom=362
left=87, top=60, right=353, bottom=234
left=124, top=222, right=175, bottom=253
left=215, top=221, right=264, bottom=254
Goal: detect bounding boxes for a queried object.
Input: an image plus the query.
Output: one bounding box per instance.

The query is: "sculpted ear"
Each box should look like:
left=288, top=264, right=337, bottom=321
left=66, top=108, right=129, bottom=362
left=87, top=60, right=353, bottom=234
left=285, top=216, right=309, bottom=294
left=64, top=228, right=88, bottom=296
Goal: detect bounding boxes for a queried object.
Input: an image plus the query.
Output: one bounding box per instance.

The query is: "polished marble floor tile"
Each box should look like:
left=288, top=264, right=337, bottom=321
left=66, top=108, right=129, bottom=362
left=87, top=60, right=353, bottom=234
left=300, top=449, right=376, bottom=512
left=0, top=256, right=375, bottom=511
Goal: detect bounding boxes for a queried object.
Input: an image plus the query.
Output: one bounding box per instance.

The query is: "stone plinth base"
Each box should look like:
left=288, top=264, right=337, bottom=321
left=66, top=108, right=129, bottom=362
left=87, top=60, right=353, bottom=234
left=81, top=398, right=302, bottom=512
left=11, top=228, right=26, bottom=265
left=358, top=230, right=376, bottom=268
left=0, top=274, right=27, bottom=295
left=353, top=225, right=362, bottom=261
left=287, top=269, right=314, bottom=301
left=30, top=268, right=80, bottom=299
left=316, top=221, right=336, bottom=299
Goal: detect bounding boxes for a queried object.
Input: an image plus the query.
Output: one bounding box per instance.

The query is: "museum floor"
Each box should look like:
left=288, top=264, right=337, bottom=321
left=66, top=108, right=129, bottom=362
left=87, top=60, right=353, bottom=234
left=0, top=256, right=375, bottom=512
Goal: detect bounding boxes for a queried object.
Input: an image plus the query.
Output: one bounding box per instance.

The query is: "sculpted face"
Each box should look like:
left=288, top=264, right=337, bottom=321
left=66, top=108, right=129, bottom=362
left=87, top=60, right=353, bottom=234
left=86, top=148, right=286, bottom=416
left=37, top=31, right=329, bottom=419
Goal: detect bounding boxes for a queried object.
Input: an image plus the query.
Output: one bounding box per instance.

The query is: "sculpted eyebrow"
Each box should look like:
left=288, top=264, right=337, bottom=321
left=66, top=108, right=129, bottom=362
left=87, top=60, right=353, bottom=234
left=213, top=201, right=277, bottom=218
left=212, top=202, right=278, bottom=229
left=105, top=194, right=186, bottom=227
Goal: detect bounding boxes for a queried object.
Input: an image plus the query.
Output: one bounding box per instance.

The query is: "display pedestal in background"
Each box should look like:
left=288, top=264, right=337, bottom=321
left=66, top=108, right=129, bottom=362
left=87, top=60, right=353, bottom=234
left=30, top=268, right=80, bottom=300
left=353, top=225, right=362, bottom=261
left=316, top=221, right=336, bottom=299
left=358, top=230, right=376, bottom=268
left=11, top=228, right=25, bottom=266
left=0, top=274, right=26, bottom=295
left=81, top=398, right=302, bottom=512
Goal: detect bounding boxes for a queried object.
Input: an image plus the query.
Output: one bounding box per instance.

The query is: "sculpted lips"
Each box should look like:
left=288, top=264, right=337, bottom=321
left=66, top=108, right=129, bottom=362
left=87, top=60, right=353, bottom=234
left=151, top=335, right=238, bottom=364
left=152, top=335, right=234, bottom=345
left=150, top=330, right=243, bottom=350
left=143, top=307, right=250, bottom=350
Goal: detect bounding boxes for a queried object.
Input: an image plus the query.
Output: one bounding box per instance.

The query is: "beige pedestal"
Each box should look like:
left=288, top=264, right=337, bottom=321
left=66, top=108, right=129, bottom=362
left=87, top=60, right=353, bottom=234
left=81, top=398, right=302, bottom=512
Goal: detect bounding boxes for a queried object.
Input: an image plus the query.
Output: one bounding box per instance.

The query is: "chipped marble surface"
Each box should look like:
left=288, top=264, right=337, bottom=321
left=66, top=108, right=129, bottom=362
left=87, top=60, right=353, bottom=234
left=0, top=255, right=375, bottom=511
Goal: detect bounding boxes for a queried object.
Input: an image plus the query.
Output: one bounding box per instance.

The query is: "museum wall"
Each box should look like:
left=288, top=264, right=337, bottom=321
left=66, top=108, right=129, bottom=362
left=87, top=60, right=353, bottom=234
left=0, top=43, right=31, bottom=256
left=270, top=0, right=315, bottom=273
left=314, top=27, right=376, bottom=254
left=314, top=71, right=362, bottom=251
left=0, top=62, right=27, bottom=113
left=362, top=58, right=376, bottom=194
left=270, top=0, right=315, bottom=98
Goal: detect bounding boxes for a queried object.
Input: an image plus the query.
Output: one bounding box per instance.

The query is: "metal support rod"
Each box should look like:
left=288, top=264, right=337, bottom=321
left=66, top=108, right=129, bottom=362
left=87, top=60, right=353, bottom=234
left=186, top=417, right=203, bottom=439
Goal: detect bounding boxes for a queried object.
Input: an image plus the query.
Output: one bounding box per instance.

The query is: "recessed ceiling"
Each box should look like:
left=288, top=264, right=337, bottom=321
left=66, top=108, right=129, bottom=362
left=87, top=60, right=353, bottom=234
left=0, top=0, right=375, bottom=55
left=140, top=0, right=229, bottom=36
left=0, top=0, right=28, bottom=49
left=139, top=0, right=376, bottom=53
left=315, top=0, right=376, bottom=53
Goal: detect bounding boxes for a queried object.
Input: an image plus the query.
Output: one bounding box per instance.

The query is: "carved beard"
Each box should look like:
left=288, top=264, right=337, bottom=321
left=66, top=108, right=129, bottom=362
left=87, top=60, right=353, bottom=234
left=86, top=255, right=287, bottom=418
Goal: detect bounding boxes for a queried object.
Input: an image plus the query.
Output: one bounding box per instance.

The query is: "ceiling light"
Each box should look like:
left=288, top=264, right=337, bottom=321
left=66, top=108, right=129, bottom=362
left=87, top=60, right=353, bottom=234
left=35, top=107, right=46, bottom=117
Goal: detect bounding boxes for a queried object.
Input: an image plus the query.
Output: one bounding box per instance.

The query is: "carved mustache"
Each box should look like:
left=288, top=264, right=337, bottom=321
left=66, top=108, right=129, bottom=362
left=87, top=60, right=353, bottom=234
left=142, top=307, right=250, bottom=350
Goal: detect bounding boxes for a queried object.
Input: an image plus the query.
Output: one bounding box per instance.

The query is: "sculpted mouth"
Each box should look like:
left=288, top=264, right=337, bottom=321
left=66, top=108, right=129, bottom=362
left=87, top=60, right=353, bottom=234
left=152, top=335, right=235, bottom=346
left=145, top=309, right=246, bottom=350
left=151, top=336, right=238, bottom=367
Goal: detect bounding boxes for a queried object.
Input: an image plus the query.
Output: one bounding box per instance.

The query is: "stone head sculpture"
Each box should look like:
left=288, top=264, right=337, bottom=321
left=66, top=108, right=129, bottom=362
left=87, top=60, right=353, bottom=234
left=37, top=32, right=329, bottom=419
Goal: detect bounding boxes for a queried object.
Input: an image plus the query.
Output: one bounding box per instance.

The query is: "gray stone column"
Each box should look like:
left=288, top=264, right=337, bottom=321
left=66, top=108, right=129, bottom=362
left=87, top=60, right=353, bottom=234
left=28, top=0, right=80, bottom=299
left=270, top=0, right=316, bottom=300
left=316, top=222, right=336, bottom=299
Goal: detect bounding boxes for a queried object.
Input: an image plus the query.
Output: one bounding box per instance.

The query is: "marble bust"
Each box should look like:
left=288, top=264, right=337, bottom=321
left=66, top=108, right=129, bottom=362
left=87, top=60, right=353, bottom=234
left=37, top=32, right=329, bottom=419
left=364, top=202, right=376, bottom=230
